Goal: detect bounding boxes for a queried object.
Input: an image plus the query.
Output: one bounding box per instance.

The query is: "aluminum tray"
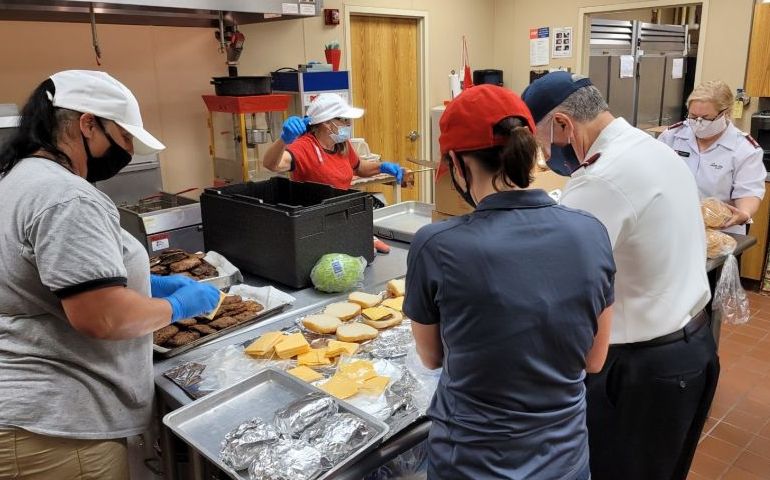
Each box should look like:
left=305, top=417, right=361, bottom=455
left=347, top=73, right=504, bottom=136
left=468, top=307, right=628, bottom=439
left=153, top=285, right=295, bottom=359
left=163, top=367, right=389, bottom=480
left=153, top=304, right=289, bottom=359
left=372, top=201, right=433, bottom=244
left=198, top=251, right=244, bottom=290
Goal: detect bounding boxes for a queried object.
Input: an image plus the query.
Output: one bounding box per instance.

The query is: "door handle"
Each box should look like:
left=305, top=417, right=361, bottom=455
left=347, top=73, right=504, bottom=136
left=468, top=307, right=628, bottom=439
left=406, top=130, right=420, bottom=142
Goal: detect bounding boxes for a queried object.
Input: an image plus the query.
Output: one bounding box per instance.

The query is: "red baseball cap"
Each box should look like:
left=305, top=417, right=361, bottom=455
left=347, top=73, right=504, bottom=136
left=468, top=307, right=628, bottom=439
left=438, top=85, right=536, bottom=157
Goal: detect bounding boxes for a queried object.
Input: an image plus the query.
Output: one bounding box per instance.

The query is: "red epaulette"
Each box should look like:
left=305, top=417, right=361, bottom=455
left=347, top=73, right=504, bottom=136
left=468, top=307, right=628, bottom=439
left=667, top=121, right=685, bottom=130
left=743, top=133, right=760, bottom=148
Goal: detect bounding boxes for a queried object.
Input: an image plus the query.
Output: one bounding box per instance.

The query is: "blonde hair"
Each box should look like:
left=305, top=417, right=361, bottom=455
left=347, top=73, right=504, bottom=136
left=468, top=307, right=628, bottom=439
left=687, top=80, right=734, bottom=118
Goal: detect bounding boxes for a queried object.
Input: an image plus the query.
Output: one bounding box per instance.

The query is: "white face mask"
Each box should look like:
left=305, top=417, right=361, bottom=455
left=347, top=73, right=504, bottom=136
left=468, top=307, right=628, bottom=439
left=687, top=113, right=728, bottom=139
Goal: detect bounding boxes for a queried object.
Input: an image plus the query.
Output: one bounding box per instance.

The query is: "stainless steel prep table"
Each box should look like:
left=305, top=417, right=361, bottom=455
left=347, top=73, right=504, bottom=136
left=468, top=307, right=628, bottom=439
left=154, top=233, right=756, bottom=479
left=153, top=242, right=427, bottom=479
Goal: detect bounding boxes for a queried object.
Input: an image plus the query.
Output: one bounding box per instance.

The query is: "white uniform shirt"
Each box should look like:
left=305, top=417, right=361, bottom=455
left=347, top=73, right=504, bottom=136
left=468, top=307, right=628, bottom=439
left=658, top=122, right=765, bottom=234
left=561, top=118, right=710, bottom=344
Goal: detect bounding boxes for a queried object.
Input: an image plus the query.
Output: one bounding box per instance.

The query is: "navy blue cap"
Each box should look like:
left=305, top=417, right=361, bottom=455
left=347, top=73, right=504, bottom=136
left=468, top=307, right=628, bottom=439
left=521, top=71, right=593, bottom=124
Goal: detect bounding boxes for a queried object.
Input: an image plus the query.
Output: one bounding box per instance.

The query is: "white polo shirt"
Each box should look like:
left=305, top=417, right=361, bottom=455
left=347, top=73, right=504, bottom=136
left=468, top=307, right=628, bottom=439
left=561, top=117, right=710, bottom=344
left=658, top=122, right=765, bottom=234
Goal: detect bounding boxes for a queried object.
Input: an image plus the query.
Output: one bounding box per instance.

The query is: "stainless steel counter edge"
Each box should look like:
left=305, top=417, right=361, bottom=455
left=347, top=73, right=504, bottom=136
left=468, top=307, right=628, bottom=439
left=706, top=233, right=756, bottom=272
left=153, top=242, right=410, bottom=409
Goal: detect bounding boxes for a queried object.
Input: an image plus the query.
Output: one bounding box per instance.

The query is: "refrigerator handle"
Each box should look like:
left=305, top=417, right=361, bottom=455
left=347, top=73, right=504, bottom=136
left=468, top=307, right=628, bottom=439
left=684, top=24, right=690, bottom=56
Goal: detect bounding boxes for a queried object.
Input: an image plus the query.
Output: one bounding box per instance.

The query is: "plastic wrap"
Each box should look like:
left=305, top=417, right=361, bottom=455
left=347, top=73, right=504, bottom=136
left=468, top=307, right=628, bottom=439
left=273, top=392, right=338, bottom=437
left=219, top=418, right=279, bottom=471
left=706, top=229, right=737, bottom=259
left=310, top=254, right=367, bottom=293
left=300, top=413, right=372, bottom=464
left=714, top=255, right=751, bottom=325
left=701, top=197, right=733, bottom=229
left=404, top=347, right=441, bottom=412
left=363, top=440, right=429, bottom=480
left=247, top=439, right=331, bottom=480
left=197, top=345, right=276, bottom=392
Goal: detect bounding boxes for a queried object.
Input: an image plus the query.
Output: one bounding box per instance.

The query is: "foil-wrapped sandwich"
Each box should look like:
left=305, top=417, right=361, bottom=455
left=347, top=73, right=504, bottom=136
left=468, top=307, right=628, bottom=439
left=219, top=418, right=279, bottom=471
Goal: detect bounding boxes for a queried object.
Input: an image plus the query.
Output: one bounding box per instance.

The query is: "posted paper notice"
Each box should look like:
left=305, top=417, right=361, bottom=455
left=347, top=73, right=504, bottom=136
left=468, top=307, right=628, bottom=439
left=551, top=27, right=573, bottom=58
left=529, top=27, right=550, bottom=66
left=620, top=55, right=635, bottom=78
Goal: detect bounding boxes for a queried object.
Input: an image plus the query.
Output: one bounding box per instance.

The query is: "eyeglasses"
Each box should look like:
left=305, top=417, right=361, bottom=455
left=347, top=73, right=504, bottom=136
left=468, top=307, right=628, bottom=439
left=686, top=109, right=726, bottom=122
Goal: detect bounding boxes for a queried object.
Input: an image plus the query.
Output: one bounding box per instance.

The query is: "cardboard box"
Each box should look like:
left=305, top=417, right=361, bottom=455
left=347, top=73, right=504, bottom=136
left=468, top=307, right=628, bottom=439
left=433, top=169, right=568, bottom=217
left=431, top=210, right=454, bottom=222
left=530, top=169, right=568, bottom=192
left=434, top=172, right=474, bottom=217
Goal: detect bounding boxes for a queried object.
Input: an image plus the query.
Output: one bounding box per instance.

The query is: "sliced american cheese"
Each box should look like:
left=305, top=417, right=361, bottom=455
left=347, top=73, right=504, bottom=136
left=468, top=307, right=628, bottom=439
left=320, top=375, right=358, bottom=399
left=360, top=375, right=390, bottom=396
left=287, top=365, right=323, bottom=383
left=339, top=360, right=377, bottom=382
left=381, top=296, right=404, bottom=312
left=297, top=348, right=331, bottom=366
left=203, top=291, right=228, bottom=320
left=325, top=340, right=359, bottom=358
left=274, top=333, right=311, bottom=359
left=361, top=306, right=394, bottom=322
left=245, top=331, right=283, bottom=357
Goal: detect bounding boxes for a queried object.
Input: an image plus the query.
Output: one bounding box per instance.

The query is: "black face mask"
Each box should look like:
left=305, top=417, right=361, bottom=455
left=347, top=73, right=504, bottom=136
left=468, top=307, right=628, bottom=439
left=83, top=119, right=132, bottom=183
left=449, top=154, right=477, bottom=209
left=546, top=145, right=582, bottom=177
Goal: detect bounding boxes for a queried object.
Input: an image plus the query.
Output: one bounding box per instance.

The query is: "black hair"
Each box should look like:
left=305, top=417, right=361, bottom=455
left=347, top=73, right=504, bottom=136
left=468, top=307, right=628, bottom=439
left=444, top=116, right=538, bottom=190
left=0, top=79, right=77, bottom=177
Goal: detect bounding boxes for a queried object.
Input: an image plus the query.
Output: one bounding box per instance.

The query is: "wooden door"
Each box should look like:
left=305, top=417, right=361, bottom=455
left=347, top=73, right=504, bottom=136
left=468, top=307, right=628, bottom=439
left=350, top=15, right=421, bottom=203
left=746, top=3, right=770, bottom=97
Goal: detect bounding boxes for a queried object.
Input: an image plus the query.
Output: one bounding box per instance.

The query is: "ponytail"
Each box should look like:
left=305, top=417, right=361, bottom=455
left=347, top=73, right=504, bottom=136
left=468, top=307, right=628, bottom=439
left=0, top=79, right=77, bottom=177
left=496, top=117, right=538, bottom=189
left=452, top=116, right=538, bottom=190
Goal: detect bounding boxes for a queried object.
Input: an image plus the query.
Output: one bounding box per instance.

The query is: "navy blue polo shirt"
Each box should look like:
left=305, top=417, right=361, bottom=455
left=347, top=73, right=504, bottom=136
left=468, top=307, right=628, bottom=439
left=404, top=189, right=615, bottom=480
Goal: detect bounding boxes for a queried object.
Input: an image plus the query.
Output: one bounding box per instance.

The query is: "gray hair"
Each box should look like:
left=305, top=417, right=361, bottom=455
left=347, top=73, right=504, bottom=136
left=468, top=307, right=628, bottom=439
left=539, top=85, right=609, bottom=126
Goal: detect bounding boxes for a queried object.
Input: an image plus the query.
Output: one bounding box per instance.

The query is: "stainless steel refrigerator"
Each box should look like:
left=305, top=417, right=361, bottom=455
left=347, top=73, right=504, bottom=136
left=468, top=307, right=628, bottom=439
left=589, top=18, right=692, bottom=129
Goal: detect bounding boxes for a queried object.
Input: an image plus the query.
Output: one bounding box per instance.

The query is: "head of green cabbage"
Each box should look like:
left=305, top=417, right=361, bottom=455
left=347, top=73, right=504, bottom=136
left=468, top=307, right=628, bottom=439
left=310, top=254, right=368, bottom=293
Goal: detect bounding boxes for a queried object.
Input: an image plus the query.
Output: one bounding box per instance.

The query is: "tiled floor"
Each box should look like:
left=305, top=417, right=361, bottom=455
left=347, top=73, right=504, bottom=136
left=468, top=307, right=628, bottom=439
left=688, top=291, right=770, bottom=480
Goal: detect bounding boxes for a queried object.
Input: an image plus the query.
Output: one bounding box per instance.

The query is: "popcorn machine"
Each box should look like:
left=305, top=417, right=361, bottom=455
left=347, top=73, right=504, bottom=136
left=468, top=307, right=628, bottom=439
left=202, top=94, right=291, bottom=184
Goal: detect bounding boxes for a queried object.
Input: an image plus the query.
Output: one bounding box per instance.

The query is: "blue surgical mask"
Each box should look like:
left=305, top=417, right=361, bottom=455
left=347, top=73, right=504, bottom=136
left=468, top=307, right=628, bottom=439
left=330, top=125, right=352, bottom=144
left=546, top=119, right=581, bottom=177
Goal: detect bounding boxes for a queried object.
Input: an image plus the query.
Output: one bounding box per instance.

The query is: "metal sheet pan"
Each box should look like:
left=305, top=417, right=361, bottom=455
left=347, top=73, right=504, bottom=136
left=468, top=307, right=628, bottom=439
left=198, top=251, right=244, bottom=290
left=163, top=367, right=389, bottom=480
left=152, top=304, right=289, bottom=359
left=372, top=201, right=433, bottom=244
left=153, top=285, right=295, bottom=359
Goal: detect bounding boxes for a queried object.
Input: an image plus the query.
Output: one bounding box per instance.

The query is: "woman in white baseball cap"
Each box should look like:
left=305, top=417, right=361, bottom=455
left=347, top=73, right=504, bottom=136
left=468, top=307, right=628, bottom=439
left=262, top=92, right=405, bottom=189
left=0, top=70, right=221, bottom=479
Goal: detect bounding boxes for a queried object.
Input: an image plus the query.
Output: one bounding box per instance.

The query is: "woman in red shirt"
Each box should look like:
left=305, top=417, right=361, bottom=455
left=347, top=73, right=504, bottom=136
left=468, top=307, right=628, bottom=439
left=262, top=93, right=403, bottom=189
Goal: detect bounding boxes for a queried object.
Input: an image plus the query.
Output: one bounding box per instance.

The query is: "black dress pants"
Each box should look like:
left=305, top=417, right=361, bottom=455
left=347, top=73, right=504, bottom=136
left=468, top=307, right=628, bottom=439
left=586, top=321, right=720, bottom=480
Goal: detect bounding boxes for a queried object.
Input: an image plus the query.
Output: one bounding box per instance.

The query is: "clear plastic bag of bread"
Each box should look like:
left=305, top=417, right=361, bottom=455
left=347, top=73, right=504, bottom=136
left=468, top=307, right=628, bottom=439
left=701, top=197, right=733, bottom=229
left=706, top=229, right=737, bottom=259
left=713, top=255, right=750, bottom=325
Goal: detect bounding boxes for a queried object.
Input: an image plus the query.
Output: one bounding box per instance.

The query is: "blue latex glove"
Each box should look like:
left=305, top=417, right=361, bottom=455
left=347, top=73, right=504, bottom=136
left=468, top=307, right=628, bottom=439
left=150, top=274, right=197, bottom=298
left=164, top=283, right=221, bottom=323
left=379, top=162, right=404, bottom=184
left=280, top=116, right=310, bottom=144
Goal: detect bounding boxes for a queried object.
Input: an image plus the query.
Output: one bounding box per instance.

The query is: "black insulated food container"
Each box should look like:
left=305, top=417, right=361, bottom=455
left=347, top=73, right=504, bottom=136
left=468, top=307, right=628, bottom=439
left=201, top=177, right=374, bottom=289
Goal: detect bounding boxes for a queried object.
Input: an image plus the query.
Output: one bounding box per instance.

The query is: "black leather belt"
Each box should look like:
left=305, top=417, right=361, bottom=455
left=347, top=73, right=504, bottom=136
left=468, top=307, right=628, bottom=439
left=618, top=310, right=709, bottom=348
